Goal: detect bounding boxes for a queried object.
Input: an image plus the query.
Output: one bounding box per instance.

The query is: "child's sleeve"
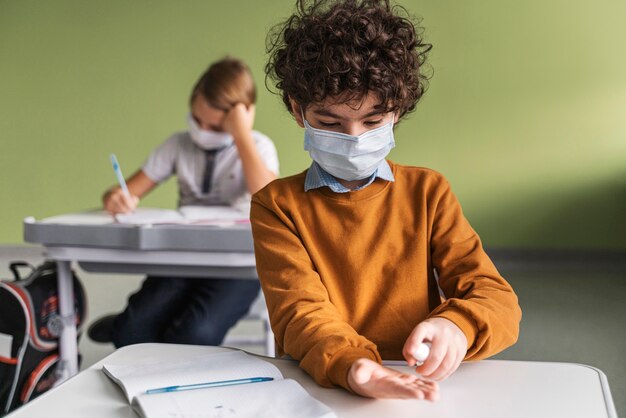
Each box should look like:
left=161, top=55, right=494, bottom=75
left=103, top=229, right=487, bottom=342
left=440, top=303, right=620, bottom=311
left=428, top=178, right=522, bottom=360
left=142, top=135, right=180, bottom=183
left=250, top=193, right=380, bottom=392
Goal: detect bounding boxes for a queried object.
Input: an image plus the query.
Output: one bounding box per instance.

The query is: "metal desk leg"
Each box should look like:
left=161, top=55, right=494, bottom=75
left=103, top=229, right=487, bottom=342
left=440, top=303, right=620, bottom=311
left=56, top=261, right=78, bottom=381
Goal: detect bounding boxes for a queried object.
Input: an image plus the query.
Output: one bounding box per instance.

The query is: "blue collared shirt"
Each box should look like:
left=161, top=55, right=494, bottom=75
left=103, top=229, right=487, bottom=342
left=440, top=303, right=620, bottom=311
left=304, top=161, right=395, bottom=193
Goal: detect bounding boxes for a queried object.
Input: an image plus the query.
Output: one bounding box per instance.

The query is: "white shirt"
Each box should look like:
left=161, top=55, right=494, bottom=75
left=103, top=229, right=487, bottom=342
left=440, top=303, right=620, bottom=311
left=142, top=130, right=279, bottom=208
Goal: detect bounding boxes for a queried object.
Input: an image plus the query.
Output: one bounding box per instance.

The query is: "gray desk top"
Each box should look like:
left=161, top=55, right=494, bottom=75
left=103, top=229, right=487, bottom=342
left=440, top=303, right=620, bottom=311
left=6, top=344, right=617, bottom=418
left=23, top=216, right=253, bottom=253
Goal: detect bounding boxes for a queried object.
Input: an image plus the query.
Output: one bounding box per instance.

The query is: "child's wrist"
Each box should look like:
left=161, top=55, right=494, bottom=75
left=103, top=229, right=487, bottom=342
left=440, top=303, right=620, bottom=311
left=232, top=130, right=254, bottom=146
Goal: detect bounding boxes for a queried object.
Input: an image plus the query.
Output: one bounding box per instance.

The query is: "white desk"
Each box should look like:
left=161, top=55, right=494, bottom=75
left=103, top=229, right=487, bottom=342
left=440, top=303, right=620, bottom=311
left=5, top=343, right=617, bottom=418
left=23, top=216, right=259, bottom=381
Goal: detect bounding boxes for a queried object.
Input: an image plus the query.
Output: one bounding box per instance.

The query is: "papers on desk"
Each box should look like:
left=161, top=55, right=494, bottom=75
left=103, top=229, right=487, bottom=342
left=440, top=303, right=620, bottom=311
left=115, top=206, right=250, bottom=226
left=38, top=210, right=115, bottom=225
left=34, top=206, right=249, bottom=227
left=102, top=350, right=336, bottom=418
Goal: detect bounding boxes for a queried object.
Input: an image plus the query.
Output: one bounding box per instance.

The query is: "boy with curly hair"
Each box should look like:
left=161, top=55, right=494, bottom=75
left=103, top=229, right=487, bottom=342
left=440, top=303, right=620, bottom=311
left=251, top=0, right=521, bottom=399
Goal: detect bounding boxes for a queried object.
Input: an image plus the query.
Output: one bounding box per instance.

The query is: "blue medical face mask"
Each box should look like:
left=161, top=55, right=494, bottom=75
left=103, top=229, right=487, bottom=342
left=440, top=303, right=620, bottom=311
left=303, top=112, right=395, bottom=181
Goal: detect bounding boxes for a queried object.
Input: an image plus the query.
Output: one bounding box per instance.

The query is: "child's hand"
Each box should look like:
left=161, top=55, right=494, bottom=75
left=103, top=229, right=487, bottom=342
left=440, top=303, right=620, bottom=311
left=222, top=103, right=256, bottom=140
left=347, top=358, right=439, bottom=400
left=403, top=317, right=468, bottom=381
left=103, top=188, right=139, bottom=214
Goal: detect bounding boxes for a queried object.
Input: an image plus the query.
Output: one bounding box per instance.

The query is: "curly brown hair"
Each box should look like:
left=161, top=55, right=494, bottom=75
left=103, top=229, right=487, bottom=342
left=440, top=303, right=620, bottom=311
left=265, top=0, right=431, bottom=118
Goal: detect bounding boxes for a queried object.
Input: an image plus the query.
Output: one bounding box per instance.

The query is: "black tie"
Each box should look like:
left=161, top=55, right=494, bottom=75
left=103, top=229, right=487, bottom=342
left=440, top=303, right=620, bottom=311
left=202, top=149, right=220, bottom=194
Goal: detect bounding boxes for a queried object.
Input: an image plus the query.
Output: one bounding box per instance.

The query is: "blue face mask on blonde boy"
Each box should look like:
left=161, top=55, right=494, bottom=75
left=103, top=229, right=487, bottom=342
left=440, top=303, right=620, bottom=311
left=302, top=111, right=396, bottom=181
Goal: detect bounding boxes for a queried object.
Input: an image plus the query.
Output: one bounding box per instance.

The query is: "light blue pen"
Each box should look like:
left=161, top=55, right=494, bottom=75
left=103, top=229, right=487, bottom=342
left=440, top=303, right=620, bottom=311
left=145, top=377, right=274, bottom=395
left=109, top=154, right=130, bottom=198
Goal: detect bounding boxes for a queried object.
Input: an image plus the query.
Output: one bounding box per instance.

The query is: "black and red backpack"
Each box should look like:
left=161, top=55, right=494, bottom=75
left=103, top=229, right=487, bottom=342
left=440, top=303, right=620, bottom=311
left=0, top=261, right=86, bottom=416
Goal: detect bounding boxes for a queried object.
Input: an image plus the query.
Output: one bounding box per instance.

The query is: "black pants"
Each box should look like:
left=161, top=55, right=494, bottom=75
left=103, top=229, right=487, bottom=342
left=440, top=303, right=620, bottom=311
left=111, top=276, right=260, bottom=348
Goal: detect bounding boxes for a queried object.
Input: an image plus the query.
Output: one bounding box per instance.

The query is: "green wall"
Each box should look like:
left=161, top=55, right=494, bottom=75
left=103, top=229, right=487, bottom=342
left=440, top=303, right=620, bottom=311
left=1, top=0, right=624, bottom=248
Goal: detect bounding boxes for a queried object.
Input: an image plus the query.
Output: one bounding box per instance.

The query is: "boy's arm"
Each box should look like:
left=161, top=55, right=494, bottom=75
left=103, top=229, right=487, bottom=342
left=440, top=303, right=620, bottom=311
left=104, top=134, right=179, bottom=214
left=426, top=179, right=522, bottom=360
left=223, top=104, right=277, bottom=194
left=102, top=170, right=157, bottom=214
left=250, top=195, right=381, bottom=391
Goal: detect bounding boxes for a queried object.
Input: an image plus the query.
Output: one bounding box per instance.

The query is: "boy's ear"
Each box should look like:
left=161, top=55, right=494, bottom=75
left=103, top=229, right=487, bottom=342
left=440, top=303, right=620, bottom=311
left=289, top=98, right=305, bottom=128
left=393, top=110, right=401, bottom=125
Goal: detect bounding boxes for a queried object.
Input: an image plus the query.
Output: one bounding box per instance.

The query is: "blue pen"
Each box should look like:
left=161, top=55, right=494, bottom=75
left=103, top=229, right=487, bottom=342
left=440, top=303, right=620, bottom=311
left=145, top=377, right=274, bottom=395
left=109, top=154, right=130, bottom=197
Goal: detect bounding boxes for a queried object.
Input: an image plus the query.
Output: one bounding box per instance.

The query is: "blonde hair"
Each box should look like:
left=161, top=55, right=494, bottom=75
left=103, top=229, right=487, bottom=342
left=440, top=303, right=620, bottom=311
left=190, top=57, right=257, bottom=110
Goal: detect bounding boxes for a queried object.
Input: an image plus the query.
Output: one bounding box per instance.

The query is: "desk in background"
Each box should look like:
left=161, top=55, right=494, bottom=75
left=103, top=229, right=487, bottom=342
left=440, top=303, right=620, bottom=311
left=5, top=343, right=618, bottom=418
left=23, top=212, right=262, bottom=382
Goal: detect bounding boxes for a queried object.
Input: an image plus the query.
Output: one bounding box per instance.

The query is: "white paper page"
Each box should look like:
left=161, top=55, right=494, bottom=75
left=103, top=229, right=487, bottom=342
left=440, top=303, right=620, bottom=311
left=102, top=351, right=283, bottom=402
left=115, top=208, right=186, bottom=225
left=133, top=378, right=337, bottom=418
left=40, top=210, right=114, bottom=225
left=178, top=205, right=250, bottom=225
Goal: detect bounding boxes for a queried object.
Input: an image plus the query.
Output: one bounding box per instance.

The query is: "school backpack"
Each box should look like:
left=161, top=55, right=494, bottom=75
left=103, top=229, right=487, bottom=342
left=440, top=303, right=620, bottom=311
left=0, top=261, right=87, bottom=416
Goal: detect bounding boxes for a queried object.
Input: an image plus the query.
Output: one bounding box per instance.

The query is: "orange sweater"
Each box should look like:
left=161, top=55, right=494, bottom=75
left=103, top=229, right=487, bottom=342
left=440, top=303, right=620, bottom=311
left=250, top=161, right=521, bottom=391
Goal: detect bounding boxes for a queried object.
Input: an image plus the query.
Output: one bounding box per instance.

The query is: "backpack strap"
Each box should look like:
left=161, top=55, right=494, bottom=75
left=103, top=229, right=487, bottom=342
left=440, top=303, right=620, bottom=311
left=3, top=282, right=57, bottom=352
left=9, top=262, right=35, bottom=282
left=19, top=354, right=59, bottom=404
left=0, top=282, right=30, bottom=414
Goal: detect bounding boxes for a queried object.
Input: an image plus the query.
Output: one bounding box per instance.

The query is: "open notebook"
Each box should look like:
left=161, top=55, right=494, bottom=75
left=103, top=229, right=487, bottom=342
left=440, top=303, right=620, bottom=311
left=102, top=350, right=336, bottom=418
left=115, top=206, right=250, bottom=226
